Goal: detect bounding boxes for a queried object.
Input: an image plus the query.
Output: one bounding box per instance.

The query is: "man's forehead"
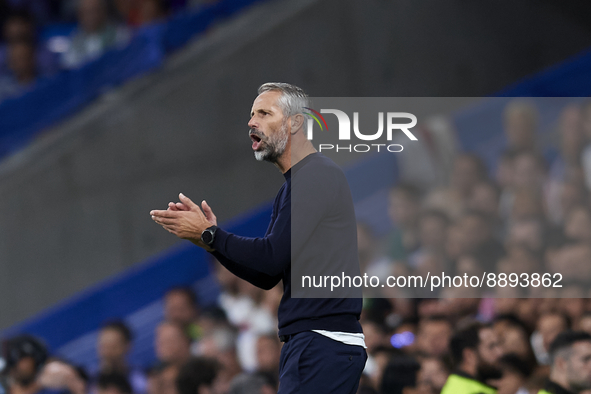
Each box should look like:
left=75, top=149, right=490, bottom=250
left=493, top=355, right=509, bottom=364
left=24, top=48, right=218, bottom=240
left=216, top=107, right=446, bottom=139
left=251, top=91, right=282, bottom=113
left=573, top=340, right=591, bottom=353
left=479, top=327, right=496, bottom=341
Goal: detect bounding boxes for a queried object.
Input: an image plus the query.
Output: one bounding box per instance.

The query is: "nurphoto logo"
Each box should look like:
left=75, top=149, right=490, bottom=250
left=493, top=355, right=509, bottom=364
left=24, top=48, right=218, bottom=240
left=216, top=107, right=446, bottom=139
left=304, top=108, right=418, bottom=153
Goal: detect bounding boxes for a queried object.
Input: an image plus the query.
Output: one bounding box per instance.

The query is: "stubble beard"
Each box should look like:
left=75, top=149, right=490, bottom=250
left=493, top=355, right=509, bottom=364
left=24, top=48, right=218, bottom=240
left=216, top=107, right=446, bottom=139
left=253, top=121, right=289, bottom=163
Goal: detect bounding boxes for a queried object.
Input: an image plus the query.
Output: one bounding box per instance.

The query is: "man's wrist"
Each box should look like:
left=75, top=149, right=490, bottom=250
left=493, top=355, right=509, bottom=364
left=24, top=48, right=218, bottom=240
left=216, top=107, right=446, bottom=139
left=200, top=225, right=219, bottom=246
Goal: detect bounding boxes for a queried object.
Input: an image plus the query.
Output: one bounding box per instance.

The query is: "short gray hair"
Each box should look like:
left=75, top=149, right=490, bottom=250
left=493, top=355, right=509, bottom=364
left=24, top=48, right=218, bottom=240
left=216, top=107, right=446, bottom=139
left=258, top=82, right=310, bottom=127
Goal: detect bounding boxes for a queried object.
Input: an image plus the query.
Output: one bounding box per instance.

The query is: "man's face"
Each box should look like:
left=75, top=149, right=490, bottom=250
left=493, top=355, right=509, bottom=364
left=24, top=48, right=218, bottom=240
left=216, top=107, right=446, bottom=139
left=155, top=323, right=190, bottom=364
left=565, top=341, right=591, bottom=392
left=98, top=328, right=129, bottom=366
left=416, top=321, right=451, bottom=357
left=11, top=356, right=37, bottom=387
left=476, top=328, right=503, bottom=381
left=539, top=314, right=568, bottom=351
left=164, top=292, right=196, bottom=327
left=248, top=91, right=289, bottom=163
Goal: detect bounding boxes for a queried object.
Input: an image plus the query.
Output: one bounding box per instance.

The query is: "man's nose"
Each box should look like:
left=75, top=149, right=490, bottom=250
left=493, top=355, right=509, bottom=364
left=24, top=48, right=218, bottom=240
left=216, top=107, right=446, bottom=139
left=248, top=117, right=257, bottom=129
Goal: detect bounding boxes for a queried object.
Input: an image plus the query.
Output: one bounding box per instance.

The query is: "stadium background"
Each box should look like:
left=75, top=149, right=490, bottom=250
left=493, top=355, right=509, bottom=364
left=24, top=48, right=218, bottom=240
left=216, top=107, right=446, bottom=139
left=2, top=0, right=591, bottom=393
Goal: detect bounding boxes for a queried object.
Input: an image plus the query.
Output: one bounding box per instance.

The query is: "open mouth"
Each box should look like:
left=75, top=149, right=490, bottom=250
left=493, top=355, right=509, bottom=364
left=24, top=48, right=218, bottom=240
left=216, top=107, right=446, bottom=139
left=250, top=132, right=263, bottom=150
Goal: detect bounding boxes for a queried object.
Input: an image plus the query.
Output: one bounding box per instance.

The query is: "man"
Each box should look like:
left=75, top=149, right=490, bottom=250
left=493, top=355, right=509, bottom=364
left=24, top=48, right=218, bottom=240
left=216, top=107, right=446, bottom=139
left=175, top=357, right=220, bottom=394
left=96, top=373, right=132, bottom=394
left=150, top=82, right=367, bottom=393
left=164, top=287, right=202, bottom=341
left=2, top=335, right=68, bottom=394
left=538, top=330, right=591, bottom=394
left=155, top=321, right=192, bottom=368
left=95, top=321, right=146, bottom=394
left=441, top=322, right=503, bottom=394
left=415, top=316, right=453, bottom=358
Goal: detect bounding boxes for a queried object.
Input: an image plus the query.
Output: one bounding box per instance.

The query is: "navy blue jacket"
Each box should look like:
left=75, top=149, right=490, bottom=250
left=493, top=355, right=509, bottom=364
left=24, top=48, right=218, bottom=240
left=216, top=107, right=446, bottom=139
left=211, top=153, right=362, bottom=336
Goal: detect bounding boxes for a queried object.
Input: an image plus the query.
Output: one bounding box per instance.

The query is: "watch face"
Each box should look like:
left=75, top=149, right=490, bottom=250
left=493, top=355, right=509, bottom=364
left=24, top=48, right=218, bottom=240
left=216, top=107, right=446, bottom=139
left=201, top=229, right=213, bottom=245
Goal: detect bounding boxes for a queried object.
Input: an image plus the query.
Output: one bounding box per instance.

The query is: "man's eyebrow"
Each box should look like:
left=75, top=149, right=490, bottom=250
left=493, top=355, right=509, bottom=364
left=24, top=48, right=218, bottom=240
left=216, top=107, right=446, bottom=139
left=251, top=108, right=274, bottom=117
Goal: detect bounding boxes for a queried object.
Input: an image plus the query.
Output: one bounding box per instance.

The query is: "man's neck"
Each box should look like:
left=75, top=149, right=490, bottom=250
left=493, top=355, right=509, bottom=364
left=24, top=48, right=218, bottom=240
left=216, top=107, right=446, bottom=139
left=275, top=141, right=317, bottom=174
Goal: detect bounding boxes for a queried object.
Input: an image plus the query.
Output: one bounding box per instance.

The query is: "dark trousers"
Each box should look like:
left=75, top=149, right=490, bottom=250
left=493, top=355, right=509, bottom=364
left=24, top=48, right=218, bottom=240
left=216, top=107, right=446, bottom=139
left=278, top=331, right=367, bottom=394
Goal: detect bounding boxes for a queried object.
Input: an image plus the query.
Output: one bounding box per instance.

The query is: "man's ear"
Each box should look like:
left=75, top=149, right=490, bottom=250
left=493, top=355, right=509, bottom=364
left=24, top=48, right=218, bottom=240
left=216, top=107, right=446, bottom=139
left=555, top=355, right=567, bottom=373
left=291, top=114, right=305, bottom=133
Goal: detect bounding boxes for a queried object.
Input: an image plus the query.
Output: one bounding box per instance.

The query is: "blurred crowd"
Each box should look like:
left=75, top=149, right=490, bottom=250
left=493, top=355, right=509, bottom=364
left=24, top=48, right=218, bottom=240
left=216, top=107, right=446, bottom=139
left=4, top=99, right=591, bottom=394
left=0, top=0, right=219, bottom=102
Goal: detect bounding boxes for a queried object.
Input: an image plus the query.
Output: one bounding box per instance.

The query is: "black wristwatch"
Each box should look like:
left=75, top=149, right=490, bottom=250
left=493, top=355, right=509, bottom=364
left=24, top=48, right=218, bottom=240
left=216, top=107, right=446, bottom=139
left=201, top=225, right=218, bottom=245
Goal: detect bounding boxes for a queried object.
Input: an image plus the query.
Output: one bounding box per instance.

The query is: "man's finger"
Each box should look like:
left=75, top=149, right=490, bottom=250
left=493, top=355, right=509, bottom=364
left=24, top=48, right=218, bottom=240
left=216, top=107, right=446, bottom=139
left=201, top=200, right=217, bottom=225
left=168, top=202, right=179, bottom=211
left=153, top=216, right=178, bottom=225
left=150, top=209, right=179, bottom=218
left=175, top=202, right=190, bottom=211
left=179, top=193, right=199, bottom=210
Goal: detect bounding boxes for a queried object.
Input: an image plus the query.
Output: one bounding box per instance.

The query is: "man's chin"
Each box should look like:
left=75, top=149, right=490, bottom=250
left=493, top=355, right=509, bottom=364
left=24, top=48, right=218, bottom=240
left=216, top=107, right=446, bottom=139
left=254, top=150, right=267, bottom=161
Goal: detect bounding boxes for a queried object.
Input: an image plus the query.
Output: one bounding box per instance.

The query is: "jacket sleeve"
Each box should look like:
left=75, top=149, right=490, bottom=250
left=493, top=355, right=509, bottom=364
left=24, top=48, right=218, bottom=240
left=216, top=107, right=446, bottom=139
left=210, top=250, right=282, bottom=290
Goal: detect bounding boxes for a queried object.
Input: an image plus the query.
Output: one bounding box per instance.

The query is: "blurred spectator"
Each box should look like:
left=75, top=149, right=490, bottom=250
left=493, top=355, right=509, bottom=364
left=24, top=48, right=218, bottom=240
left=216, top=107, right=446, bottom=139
left=393, top=115, right=458, bottom=191
left=357, top=223, right=392, bottom=286
left=492, top=314, right=536, bottom=367
left=93, top=321, right=146, bottom=394
left=492, top=353, right=531, bottom=394
left=155, top=321, right=192, bottom=368
left=2, top=11, right=35, bottom=44
left=195, top=327, right=242, bottom=394
left=1, top=334, right=70, bottom=394
left=37, top=359, right=88, bottom=394
left=467, top=180, right=501, bottom=222
left=227, top=373, right=275, bottom=394
left=385, top=183, right=421, bottom=262
left=424, top=153, right=488, bottom=220
left=504, top=217, right=546, bottom=253
left=0, top=39, right=37, bottom=101
left=212, top=260, right=277, bottom=372
left=541, top=330, right=591, bottom=394
left=414, top=316, right=452, bottom=358
left=254, top=335, right=279, bottom=380
left=564, top=206, right=591, bottom=244
left=96, top=372, right=132, bottom=394
left=164, top=287, right=201, bottom=342
left=379, top=355, right=421, bottom=394
left=532, top=311, right=571, bottom=365
left=416, top=356, right=450, bottom=394
left=417, top=210, right=449, bottom=257
left=0, top=11, right=59, bottom=80
left=175, top=357, right=220, bottom=394
left=61, top=0, right=130, bottom=69
left=457, top=210, right=504, bottom=272
left=503, top=99, right=539, bottom=152
left=157, top=364, right=178, bottom=394
left=137, top=0, right=168, bottom=25
left=576, top=312, right=591, bottom=335
left=364, top=346, right=400, bottom=391
left=547, top=105, right=585, bottom=223
left=441, top=322, right=503, bottom=393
